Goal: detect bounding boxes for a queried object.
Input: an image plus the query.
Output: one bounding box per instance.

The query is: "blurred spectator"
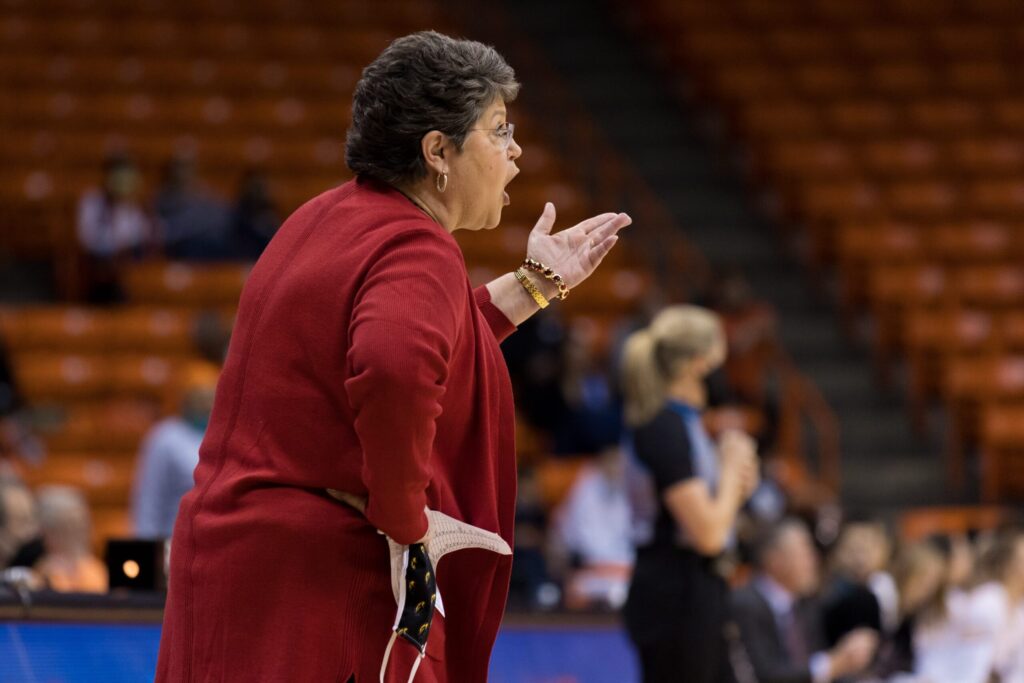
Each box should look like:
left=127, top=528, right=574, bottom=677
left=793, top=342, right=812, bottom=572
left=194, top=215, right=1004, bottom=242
left=131, top=362, right=219, bottom=538
left=193, top=310, right=234, bottom=365
left=230, top=169, right=280, bottom=260
left=821, top=518, right=896, bottom=644
left=76, top=154, right=156, bottom=303
left=959, top=530, right=1024, bottom=682
left=508, top=467, right=558, bottom=610
left=0, top=476, right=40, bottom=569
left=34, top=485, right=107, bottom=593
left=731, top=519, right=878, bottom=683
left=874, top=541, right=949, bottom=678
left=554, top=320, right=622, bottom=455
left=154, top=154, right=231, bottom=261
left=501, top=311, right=568, bottom=442
left=553, top=447, right=633, bottom=609
left=0, top=336, right=20, bottom=419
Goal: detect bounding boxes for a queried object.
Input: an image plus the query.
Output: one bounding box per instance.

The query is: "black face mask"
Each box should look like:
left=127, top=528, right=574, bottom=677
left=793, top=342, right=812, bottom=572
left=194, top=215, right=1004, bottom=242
left=380, top=543, right=436, bottom=683
left=395, top=543, right=437, bottom=653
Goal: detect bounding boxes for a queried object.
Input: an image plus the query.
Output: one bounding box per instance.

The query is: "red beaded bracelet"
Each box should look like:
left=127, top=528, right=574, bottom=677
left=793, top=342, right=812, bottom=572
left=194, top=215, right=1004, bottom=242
left=522, top=257, right=570, bottom=300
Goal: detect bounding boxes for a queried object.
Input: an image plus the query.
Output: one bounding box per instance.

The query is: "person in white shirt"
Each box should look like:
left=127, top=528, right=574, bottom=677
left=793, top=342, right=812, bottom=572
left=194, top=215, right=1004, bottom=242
left=131, top=362, right=219, bottom=539
left=553, top=447, right=635, bottom=608
left=911, top=530, right=1024, bottom=683
left=77, top=155, right=154, bottom=259
left=76, top=154, right=156, bottom=302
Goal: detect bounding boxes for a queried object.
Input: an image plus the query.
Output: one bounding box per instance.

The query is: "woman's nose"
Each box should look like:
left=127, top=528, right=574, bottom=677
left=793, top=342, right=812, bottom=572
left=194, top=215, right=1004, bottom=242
left=508, top=137, right=522, bottom=160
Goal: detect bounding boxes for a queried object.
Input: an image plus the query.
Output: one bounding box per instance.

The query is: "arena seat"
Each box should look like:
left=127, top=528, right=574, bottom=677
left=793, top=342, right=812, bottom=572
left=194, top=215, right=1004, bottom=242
left=121, top=262, right=251, bottom=308
left=979, top=404, right=1024, bottom=500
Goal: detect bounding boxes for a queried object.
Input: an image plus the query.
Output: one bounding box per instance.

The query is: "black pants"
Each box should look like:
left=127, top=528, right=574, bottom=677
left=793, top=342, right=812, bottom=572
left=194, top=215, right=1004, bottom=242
left=625, top=548, right=736, bottom=683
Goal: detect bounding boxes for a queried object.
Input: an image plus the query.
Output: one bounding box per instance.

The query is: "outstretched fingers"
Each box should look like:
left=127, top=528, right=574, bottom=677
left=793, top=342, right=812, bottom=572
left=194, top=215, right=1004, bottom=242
left=588, top=213, right=632, bottom=244
left=586, top=233, right=620, bottom=269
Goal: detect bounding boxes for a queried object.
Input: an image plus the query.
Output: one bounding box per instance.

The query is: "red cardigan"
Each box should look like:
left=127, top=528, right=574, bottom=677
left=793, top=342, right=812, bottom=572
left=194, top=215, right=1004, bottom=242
left=156, top=177, right=518, bottom=682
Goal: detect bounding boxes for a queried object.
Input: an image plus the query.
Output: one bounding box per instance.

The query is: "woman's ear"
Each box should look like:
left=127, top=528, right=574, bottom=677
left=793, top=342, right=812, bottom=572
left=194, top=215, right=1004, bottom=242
left=420, top=130, right=448, bottom=175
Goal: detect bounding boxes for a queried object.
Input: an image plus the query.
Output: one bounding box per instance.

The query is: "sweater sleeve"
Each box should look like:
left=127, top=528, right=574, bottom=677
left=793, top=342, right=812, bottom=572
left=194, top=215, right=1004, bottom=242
left=473, top=285, right=516, bottom=343
left=344, top=228, right=465, bottom=544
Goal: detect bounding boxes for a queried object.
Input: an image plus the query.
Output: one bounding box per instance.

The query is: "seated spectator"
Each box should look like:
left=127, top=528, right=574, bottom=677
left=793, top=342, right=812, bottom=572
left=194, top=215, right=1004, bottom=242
left=554, top=320, right=622, bottom=455
left=553, top=447, right=634, bottom=609
left=34, top=485, right=107, bottom=593
left=508, top=467, right=558, bottom=610
left=0, top=476, right=41, bottom=569
left=132, top=361, right=219, bottom=538
left=230, top=168, right=280, bottom=260
left=731, top=518, right=878, bottom=683
left=76, top=154, right=156, bottom=302
left=958, top=530, right=1024, bottom=682
left=154, top=154, right=231, bottom=261
left=821, top=517, right=896, bottom=644
left=873, top=541, right=949, bottom=678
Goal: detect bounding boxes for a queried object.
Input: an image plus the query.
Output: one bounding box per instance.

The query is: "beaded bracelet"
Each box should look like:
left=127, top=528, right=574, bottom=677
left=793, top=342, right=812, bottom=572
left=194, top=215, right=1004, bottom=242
left=514, top=268, right=549, bottom=309
left=522, top=257, right=570, bottom=300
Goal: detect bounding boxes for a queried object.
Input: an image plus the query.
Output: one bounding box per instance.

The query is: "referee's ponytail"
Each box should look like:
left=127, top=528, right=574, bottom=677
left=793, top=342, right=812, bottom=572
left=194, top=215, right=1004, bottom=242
left=620, top=305, right=724, bottom=427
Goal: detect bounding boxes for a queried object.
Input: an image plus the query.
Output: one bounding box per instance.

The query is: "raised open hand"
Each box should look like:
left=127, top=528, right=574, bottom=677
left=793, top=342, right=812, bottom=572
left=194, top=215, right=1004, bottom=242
left=526, top=203, right=632, bottom=292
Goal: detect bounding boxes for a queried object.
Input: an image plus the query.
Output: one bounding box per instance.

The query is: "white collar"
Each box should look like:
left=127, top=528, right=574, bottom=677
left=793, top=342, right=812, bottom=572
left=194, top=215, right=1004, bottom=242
left=755, top=574, right=797, bottom=617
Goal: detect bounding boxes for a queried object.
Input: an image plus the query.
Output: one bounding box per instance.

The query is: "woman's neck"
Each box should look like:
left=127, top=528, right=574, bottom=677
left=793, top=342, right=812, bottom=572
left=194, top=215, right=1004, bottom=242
left=392, top=179, right=456, bottom=233
left=666, top=374, right=706, bottom=409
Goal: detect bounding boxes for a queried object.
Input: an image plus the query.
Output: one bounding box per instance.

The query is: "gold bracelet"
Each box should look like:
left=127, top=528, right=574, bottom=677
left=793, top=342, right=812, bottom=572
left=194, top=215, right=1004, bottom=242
left=522, top=257, right=570, bottom=300
left=514, top=268, right=549, bottom=309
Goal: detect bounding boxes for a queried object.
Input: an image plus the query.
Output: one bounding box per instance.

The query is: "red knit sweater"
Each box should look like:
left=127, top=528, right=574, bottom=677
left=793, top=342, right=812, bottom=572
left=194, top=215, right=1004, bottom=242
left=156, top=177, right=518, bottom=682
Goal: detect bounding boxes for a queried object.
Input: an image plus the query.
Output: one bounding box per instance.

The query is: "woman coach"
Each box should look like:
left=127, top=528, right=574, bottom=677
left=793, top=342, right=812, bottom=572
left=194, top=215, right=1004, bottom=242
left=155, top=31, right=631, bottom=682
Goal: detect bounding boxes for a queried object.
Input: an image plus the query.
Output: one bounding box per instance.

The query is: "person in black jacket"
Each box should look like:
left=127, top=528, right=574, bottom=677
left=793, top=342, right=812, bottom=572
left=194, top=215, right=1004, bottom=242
left=731, top=519, right=878, bottom=683
left=621, top=305, right=760, bottom=683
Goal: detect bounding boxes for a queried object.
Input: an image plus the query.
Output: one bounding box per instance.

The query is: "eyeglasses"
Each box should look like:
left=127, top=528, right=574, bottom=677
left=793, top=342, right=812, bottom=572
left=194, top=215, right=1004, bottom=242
left=468, top=122, right=516, bottom=152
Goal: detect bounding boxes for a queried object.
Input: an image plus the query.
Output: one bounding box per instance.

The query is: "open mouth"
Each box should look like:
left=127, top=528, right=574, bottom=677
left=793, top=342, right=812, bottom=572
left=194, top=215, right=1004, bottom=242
left=503, top=168, right=518, bottom=207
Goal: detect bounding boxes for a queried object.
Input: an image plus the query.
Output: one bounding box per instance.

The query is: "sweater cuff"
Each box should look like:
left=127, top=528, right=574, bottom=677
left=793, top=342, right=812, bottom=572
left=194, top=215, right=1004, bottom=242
left=474, top=285, right=516, bottom=343
left=365, top=497, right=430, bottom=546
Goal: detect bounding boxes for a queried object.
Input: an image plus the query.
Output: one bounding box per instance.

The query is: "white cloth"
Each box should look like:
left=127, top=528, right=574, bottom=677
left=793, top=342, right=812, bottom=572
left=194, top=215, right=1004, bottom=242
left=869, top=571, right=900, bottom=634
left=555, top=465, right=634, bottom=566
left=131, top=418, right=203, bottom=538
left=77, top=189, right=151, bottom=257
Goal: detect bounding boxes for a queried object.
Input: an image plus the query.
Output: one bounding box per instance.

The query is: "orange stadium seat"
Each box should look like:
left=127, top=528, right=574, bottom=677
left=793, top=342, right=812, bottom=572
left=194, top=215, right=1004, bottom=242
left=18, top=452, right=136, bottom=507
left=943, top=354, right=1024, bottom=486
left=885, top=180, right=960, bottom=221
left=979, top=405, right=1024, bottom=500
left=905, top=99, right=984, bottom=136
left=791, top=64, right=863, bottom=99
left=867, top=63, right=935, bottom=98
left=737, top=100, right=821, bottom=139
left=0, top=307, right=114, bottom=354
left=121, top=262, right=251, bottom=308
left=764, top=28, right=844, bottom=62
left=108, top=355, right=184, bottom=406
left=859, top=139, right=940, bottom=178
left=846, top=27, right=926, bottom=60
left=966, top=178, right=1024, bottom=217
left=900, top=505, right=1009, bottom=540
left=108, top=308, right=197, bottom=356
left=826, top=99, right=900, bottom=137
left=905, top=308, right=996, bottom=429
left=868, top=263, right=949, bottom=375
left=12, top=353, right=111, bottom=403
left=951, top=138, right=1024, bottom=176
left=43, top=399, right=160, bottom=454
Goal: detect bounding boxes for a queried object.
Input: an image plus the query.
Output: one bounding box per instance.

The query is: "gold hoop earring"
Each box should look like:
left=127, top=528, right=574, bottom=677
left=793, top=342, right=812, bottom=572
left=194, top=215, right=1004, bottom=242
left=436, top=172, right=448, bottom=193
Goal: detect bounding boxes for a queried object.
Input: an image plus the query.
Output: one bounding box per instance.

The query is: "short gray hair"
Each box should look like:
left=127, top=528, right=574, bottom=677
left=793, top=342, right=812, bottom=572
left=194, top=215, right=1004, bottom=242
left=345, top=31, right=520, bottom=185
